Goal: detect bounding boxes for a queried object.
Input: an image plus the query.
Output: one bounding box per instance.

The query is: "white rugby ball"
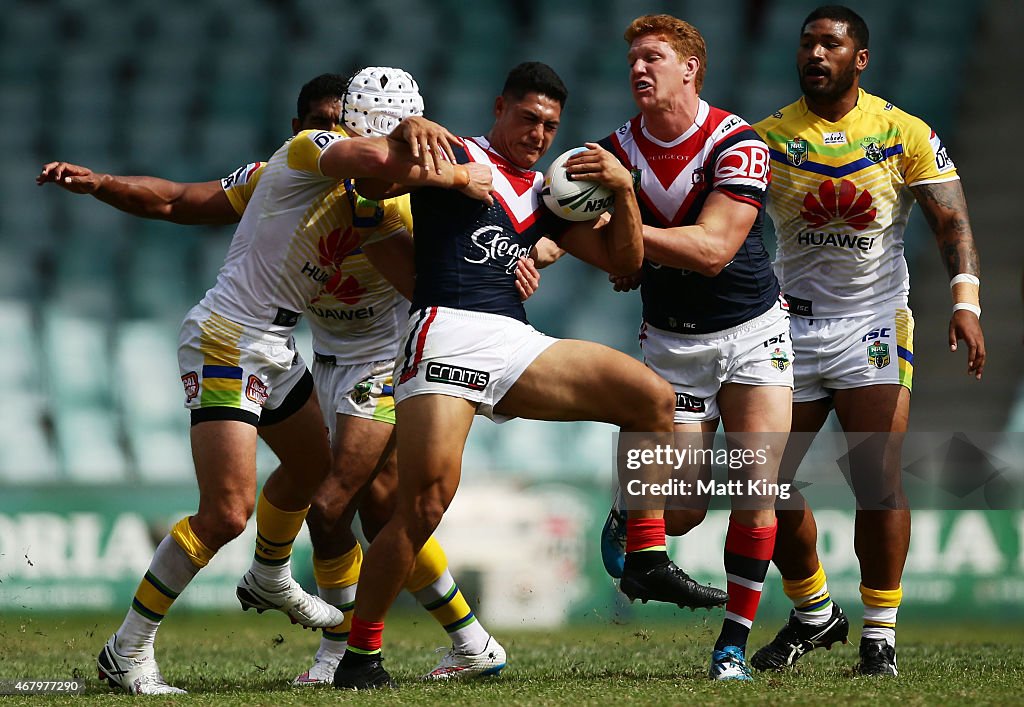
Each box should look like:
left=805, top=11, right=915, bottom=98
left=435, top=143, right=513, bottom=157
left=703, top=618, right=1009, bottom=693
left=542, top=147, right=615, bottom=222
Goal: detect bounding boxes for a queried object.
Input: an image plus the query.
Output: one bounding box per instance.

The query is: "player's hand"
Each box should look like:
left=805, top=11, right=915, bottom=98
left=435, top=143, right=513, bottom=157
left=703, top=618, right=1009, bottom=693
left=392, top=116, right=461, bottom=174
left=609, top=270, right=642, bottom=292
left=515, top=257, right=540, bottom=300
left=949, top=310, right=985, bottom=380
left=564, top=143, right=633, bottom=193
left=37, top=161, right=103, bottom=194
left=459, top=163, right=493, bottom=205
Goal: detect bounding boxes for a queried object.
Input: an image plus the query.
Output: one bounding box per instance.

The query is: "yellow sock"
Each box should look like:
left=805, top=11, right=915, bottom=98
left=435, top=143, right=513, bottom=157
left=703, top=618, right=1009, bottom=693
left=782, top=562, right=833, bottom=624
left=407, top=537, right=489, bottom=653
left=405, top=537, right=447, bottom=593
left=170, top=516, right=215, bottom=569
left=861, top=583, right=901, bottom=646
left=314, top=543, right=363, bottom=589
left=254, top=489, right=308, bottom=568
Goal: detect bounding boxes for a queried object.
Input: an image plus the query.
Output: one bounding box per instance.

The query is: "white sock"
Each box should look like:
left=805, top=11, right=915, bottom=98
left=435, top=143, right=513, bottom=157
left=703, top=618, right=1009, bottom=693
left=412, top=569, right=490, bottom=655
left=115, top=535, right=201, bottom=656
left=316, top=583, right=357, bottom=659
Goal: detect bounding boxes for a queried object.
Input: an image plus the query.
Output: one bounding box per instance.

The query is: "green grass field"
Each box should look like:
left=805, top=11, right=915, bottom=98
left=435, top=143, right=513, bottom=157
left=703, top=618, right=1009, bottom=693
left=1, top=611, right=1021, bottom=705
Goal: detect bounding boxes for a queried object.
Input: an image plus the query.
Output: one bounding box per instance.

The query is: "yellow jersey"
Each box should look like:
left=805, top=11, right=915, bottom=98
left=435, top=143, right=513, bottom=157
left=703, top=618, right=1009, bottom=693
left=202, top=129, right=404, bottom=337
left=754, top=89, right=958, bottom=317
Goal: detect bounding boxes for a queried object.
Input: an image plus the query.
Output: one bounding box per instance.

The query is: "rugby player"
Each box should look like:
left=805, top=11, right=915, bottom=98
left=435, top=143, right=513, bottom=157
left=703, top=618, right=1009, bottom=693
left=591, top=15, right=793, bottom=681
left=38, top=70, right=529, bottom=686
left=333, top=61, right=727, bottom=691
left=40, top=73, right=491, bottom=694
left=748, top=5, right=984, bottom=677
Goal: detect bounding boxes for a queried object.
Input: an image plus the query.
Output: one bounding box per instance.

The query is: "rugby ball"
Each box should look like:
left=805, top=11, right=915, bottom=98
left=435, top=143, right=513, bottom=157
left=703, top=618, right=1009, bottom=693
left=542, top=147, right=615, bottom=221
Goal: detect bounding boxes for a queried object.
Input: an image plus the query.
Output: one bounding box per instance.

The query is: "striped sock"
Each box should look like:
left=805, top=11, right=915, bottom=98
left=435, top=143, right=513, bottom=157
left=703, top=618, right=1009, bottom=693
left=346, top=616, right=385, bottom=658
left=716, top=519, right=777, bottom=651
left=115, top=518, right=212, bottom=656
left=407, top=538, right=489, bottom=655
left=861, top=584, right=901, bottom=648
left=313, top=544, right=363, bottom=657
left=783, top=562, right=834, bottom=626
left=250, top=489, right=308, bottom=587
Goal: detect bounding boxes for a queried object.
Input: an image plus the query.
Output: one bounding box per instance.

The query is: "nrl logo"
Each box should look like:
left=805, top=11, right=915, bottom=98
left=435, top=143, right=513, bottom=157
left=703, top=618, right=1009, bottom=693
left=861, top=137, right=885, bottom=164
left=770, top=347, right=790, bottom=371
left=630, top=168, right=642, bottom=191
left=786, top=137, right=808, bottom=166
left=867, top=341, right=891, bottom=369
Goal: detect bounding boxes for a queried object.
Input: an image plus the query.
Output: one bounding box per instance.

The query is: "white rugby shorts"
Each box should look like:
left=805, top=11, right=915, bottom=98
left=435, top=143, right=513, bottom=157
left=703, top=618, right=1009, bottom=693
left=641, top=299, right=794, bottom=423
left=313, top=355, right=396, bottom=439
left=790, top=301, right=914, bottom=403
left=177, top=304, right=310, bottom=426
left=393, top=306, right=557, bottom=422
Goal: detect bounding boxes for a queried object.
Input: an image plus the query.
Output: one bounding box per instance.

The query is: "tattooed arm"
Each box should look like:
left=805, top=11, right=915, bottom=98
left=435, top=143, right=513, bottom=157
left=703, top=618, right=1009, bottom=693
left=911, top=179, right=985, bottom=379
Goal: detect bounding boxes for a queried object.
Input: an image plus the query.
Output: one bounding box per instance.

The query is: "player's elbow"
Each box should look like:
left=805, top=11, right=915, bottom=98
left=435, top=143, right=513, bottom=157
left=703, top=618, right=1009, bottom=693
left=697, top=256, right=729, bottom=277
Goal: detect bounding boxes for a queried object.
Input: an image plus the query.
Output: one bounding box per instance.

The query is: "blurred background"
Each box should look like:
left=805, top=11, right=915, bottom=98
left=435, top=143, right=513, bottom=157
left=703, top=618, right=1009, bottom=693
left=0, top=0, right=1021, bottom=626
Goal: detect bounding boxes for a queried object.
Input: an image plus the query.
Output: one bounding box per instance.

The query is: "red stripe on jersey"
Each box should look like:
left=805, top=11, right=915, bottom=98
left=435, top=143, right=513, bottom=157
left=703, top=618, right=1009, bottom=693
left=465, top=137, right=542, bottom=234
left=398, top=307, right=438, bottom=384
left=724, top=520, right=777, bottom=560
left=717, top=189, right=764, bottom=210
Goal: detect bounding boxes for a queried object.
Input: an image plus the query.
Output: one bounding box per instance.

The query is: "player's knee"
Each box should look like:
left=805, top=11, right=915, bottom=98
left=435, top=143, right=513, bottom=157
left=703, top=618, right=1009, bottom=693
left=626, top=374, right=675, bottom=431
left=404, top=493, right=446, bottom=542
left=304, top=502, right=336, bottom=542
left=197, top=505, right=251, bottom=548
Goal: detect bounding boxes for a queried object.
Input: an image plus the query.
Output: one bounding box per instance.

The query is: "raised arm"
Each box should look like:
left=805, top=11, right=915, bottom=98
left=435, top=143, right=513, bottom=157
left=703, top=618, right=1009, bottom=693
left=318, top=123, right=492, bottom=204
left=37, top=161, right=238, bottom=225
left=911, top=179, right=985, bottom=379
left=555, top=143, right=644, bottom=276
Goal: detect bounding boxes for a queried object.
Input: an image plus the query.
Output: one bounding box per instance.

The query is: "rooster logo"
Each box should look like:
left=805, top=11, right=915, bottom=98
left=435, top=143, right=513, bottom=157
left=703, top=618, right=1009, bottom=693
left=801, top=179, right=876, bottom=231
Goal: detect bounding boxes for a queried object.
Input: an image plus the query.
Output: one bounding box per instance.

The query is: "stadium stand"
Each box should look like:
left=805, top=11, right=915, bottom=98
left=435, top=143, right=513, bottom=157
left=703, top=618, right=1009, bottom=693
left=0, top=0, right=1009, bottom=485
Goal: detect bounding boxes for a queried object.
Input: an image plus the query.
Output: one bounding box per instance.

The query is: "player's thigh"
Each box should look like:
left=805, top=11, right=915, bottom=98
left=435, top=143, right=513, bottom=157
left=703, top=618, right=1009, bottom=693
left=834, top=384, right=909, bottom=505
left=833, top=384, right=909, bottom=434
left=330, top=414, right=395, bottom=493
left=393, top=394, right=476, bottom=514
left=718, top=382, right=793, bottom=434
left=494, top=339, right=674, bottom=428
left=778, top=398, right=833, bottom=484
left=258, top=389, right=332, bottom=475
left=667, top=420, right=718, bottom=515
left=191, top=419, right=259, bottom=520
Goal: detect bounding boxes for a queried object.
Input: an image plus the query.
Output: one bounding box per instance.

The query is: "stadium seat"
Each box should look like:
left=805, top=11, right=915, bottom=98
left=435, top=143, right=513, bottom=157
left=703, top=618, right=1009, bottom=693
left=52, top=405, right=129, bottom=482
left=0, top=393, right=60, bottom=482
left=0, top=299, right=43, bottom=395
left=40, top=309, right=116, bottom=409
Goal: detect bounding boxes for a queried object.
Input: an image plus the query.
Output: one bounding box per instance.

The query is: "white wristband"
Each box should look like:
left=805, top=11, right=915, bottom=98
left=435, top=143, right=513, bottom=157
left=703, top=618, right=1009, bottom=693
left=953, top=302, right=981, bottom=317
left=950, top=273, right=980, bottom=288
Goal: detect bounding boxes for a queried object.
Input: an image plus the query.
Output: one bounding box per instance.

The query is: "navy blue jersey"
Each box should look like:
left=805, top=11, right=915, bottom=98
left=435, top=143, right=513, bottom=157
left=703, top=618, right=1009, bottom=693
left=600, top=101, right=780, bottom=334
left=410, top=136, right=570, bottom=323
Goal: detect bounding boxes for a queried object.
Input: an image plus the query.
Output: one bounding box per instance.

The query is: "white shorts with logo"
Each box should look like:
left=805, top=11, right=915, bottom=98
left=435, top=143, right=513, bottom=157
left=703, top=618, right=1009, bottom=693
left=641, top=299, right=794, bottom=423
left=393, top=306, right=558, bottom=422
left=177, top=304, right=309, bottom=425
left=791, top=302, right=914, bottom=403
left=312, top=355, right=396, bottom=440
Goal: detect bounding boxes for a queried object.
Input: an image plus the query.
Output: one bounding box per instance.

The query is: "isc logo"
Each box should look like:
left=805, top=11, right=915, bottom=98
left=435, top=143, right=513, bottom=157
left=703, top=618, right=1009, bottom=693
left=762, top=332, right=787, bottom=347
left=861, top=327, right=891, bottom=342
